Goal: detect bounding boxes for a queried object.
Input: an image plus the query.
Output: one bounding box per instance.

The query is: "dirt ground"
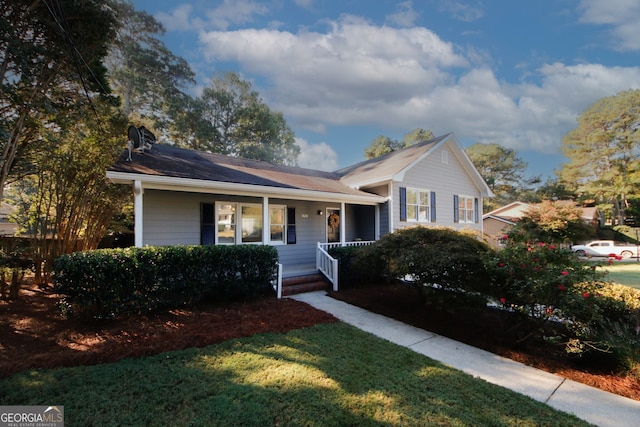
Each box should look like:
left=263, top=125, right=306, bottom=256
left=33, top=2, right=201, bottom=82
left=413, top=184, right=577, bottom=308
left=1, top=281, right=639, bottom=402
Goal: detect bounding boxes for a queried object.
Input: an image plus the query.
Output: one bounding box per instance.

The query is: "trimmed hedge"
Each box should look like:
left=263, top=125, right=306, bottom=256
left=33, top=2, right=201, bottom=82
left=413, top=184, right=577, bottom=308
left=53, top=245, right=279, bottom=320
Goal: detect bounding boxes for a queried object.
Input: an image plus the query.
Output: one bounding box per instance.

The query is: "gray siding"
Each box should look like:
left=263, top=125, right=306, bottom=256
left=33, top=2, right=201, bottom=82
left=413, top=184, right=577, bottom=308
left=390, top=143, right=483, bottom=233
left=142, top=191, right=350, bottom=266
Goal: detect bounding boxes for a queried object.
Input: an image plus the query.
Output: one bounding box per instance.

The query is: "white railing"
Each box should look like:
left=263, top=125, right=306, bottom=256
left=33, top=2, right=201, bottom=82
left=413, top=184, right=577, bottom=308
left=316, top=241, right=375, bottom=291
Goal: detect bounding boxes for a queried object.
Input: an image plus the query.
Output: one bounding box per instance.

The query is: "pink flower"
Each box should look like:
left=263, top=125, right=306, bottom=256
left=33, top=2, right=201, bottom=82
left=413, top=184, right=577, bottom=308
left=498, top=262, right=506, bottom=267
left=582, top=292, right=590, bottom=298
left=549, top=245, right=556, bottom=249
left=499, top=297, right=507, bottom=303
left=608, top=253, right=617, bottom=258
left=558, top=285, right=566, bottom=291
left=561, top=271, right=569, bottom=276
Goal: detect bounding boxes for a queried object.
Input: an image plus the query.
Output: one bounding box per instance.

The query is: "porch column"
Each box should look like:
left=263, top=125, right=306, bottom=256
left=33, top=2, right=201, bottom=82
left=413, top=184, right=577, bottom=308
left=133, top=180, right=143, bottom=247
left=262, top=196, right=269, bottom=244
left=340, top=201, right=345, bottom=245
left=387, top=182, right=394, bottom=233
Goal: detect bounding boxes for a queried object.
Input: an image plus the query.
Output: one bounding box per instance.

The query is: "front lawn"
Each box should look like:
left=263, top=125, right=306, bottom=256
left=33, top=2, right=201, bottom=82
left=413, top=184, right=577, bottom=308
left=0, top=323, right=588, bottom=426
left=601, top=262, right=640, bottom=289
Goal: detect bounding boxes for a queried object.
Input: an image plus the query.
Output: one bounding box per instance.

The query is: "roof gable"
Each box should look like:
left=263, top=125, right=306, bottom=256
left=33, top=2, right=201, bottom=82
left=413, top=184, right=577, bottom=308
left=336, top=133, right=492, bottom=197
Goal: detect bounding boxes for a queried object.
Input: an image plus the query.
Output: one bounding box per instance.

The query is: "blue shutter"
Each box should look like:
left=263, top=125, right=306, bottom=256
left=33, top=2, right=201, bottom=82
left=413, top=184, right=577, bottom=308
left=453, top=195, right=459, bottom=223
left=400, top=187, right=407, bottom=221
left=430, top=191, right=436, bottom=222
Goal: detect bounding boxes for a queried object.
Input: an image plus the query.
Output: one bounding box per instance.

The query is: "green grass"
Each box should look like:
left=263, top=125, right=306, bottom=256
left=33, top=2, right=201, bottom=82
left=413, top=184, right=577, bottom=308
left=0, top=323, right=589, bottom=426
left=601, top=262, right=640, bottom=289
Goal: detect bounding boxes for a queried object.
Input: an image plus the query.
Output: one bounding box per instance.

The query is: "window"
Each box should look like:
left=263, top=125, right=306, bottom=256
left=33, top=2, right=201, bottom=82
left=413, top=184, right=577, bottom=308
left=269, top=205, right=286, bottom=244
left=400, top=187, right=436, bottom=222
left=241, top=204, right=262, bottom=243
left=217, top=203, right=237, bottom=244
left=202, top=202, right=293, bottom=245
left=454, top=195, right=478, bottom=224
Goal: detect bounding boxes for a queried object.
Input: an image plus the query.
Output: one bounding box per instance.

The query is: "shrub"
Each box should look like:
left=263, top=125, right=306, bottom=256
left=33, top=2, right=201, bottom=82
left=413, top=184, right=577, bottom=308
left=366, top=227, right=492, bottom=307
left=53, top=245, right=278, bottom=319
left=329, top=245, right=386, bottom=288
left=486, top=241, right=640, bottom=369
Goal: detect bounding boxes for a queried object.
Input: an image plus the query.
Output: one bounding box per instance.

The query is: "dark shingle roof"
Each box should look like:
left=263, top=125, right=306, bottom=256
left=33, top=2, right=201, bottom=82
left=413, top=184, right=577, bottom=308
left=109, top=144, right=372, bottom=196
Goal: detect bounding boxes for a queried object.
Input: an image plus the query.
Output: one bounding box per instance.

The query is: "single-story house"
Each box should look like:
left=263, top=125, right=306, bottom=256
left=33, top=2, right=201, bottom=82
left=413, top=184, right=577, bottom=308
left=107, top=132, right=493, bottom=292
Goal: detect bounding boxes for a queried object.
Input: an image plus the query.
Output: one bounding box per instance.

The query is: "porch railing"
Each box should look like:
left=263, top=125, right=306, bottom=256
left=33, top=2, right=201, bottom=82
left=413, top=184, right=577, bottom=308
left=316, top=241, right=375, bottom=291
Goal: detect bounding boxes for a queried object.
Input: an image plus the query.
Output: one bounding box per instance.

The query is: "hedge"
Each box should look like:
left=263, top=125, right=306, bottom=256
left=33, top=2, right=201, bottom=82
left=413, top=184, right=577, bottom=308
left=53, top=245, right=279, bottom=320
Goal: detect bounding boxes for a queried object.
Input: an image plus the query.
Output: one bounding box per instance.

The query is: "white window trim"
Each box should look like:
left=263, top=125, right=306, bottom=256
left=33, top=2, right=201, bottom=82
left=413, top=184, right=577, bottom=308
left=215, top=201, right=264, bottom=245
left=458, top=195, right=475, bottom=224
left=269, top=204, right=287, bottom=245
left=406, top=187, right=431, bottom=223
left=215, top=202, right=290, bottom=246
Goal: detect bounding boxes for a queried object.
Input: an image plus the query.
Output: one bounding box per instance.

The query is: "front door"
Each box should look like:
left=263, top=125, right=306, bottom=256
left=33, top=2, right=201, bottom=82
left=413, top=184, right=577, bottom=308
left=326, top=208, right=340, bottom=243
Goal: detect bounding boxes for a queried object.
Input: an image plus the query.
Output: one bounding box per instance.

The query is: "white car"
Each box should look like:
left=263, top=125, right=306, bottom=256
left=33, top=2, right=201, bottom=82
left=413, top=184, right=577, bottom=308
left=571, top=240, right=638, bottom=259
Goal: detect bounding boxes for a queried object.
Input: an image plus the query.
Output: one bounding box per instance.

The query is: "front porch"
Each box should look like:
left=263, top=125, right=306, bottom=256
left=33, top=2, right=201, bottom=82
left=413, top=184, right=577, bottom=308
left=275, top=241, right=375, bottom=298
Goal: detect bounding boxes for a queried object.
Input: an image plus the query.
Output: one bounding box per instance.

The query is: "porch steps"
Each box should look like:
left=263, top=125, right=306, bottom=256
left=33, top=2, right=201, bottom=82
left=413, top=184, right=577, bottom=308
left=281, top=273, right=329, bottom=296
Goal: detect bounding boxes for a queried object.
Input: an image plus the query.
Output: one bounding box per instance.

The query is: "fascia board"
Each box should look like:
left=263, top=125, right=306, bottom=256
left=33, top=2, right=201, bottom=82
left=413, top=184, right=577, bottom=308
left=106, top=171, right=385, bottom=205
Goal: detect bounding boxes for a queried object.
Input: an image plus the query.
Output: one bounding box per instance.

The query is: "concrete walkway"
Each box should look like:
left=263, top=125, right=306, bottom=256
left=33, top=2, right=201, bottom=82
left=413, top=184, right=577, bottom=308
left=290, top=291, right=640, bottom=427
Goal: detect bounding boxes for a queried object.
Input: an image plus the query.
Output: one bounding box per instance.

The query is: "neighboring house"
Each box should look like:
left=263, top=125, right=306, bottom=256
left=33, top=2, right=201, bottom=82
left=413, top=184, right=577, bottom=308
left=483, top=202, right=530, bottom=247
left=107, top=133, right=492, bottom=287
left=483, top=201, right=600, bottom=247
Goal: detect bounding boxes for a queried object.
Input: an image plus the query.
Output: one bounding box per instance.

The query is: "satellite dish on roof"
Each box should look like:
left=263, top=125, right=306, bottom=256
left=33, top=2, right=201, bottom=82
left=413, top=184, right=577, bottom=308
left=126, top=125, right=156, bottom=161
left=128, top=125, right=141, bottom=149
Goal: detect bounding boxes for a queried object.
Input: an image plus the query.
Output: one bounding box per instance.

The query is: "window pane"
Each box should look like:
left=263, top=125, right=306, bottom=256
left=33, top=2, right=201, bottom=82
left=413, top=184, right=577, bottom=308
left=407, top=205, right=417, bottom=220
left=418, top=206, right=429, bottom=221
left=217, top=204, right=235, bottom=244
left=270, top=225, right=284, bottom=241
left=270, top=207, right=284, bottom=224
left=270, top=207, right=285, bottom=243
left=407, top=189, right=417, bottom=204
left=419, top=192, right=430, bottom=205
left=242, top=205, right=263, bottom=243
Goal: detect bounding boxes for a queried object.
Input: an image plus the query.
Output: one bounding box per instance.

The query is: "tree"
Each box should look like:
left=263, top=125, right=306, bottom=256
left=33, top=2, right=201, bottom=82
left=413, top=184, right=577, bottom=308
left=508, top=200, right=595, bottom=244
left=178, top=72, right=299, bottom=164
left=558, top=89, right=640, bottom=225
left=465, top=143, right=533, bottom=211
left=106, top=0, right=195, bottom=122
left=8, top=99, right=129, bottom=285
left=364, top=128, right=434, bottom=159
left=0, top=0, right=116, bottom=200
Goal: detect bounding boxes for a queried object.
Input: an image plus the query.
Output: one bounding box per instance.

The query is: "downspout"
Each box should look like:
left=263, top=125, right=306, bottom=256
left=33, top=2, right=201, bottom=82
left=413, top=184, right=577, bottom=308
left=133, top=180, right=143, bottom=247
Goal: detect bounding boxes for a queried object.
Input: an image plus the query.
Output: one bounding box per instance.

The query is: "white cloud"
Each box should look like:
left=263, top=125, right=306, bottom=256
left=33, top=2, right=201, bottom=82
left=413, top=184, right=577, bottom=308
left=294, top=138, right=338, bottom=171
left=196, top=15, right=640, bottom=157
left=386, top=1, right=420, bottom=27
left=578, top=0, right=640, bottom=51
left=157, top=0, right=270, bottom=32
left=156, top=4, right=197, bottom=32
left=437, top=0, right=484, bottom=22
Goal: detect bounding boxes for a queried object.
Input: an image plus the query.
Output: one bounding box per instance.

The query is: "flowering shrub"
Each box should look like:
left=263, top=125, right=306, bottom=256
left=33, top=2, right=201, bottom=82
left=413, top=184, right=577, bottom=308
left=486, top=239, right=640, bottom=367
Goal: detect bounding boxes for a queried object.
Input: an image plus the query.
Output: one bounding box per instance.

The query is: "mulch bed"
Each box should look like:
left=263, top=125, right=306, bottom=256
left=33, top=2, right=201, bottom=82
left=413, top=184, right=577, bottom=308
left=1, top=280, right=639, bottom=401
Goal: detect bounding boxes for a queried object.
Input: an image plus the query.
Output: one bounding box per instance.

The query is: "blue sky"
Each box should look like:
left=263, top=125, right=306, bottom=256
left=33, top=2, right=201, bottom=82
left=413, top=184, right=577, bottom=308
left=130, top=0, right=640, bottom=181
